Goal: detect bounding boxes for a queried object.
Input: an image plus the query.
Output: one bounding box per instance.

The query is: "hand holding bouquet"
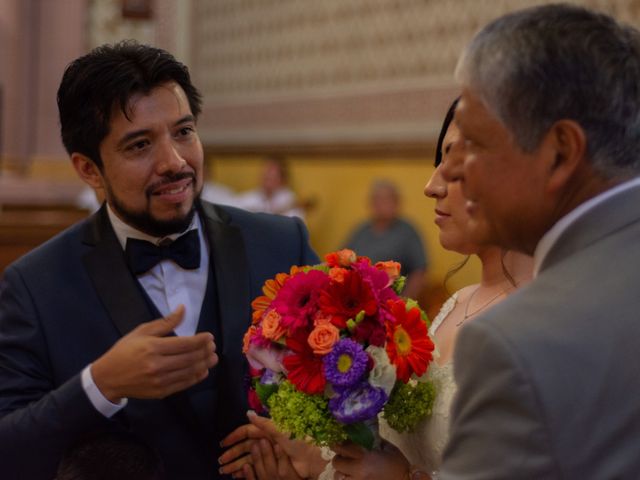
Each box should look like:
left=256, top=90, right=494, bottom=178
left=243, top=249, right=436, bottom=449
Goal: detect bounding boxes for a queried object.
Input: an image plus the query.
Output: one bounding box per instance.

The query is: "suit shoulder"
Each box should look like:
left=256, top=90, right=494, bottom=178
left=213, top=203, right=304, bottom=231
left=7, top=218, right=89, bottom=275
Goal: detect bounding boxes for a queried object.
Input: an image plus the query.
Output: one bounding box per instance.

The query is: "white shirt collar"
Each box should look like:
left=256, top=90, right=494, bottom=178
left=533, top=176, right=640, bottom=276
left=106, top=204, right=200, bottom=250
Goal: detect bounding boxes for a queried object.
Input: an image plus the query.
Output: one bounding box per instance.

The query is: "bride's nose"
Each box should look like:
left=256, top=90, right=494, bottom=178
left=424, top=166, right=447, bottom=199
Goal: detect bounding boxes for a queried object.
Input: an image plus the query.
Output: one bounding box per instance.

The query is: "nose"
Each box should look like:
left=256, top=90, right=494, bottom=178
left=440, top=150, right=464, bottom=183
left=156, top=139, right=186, bottom=175
left=424, top=165, right=447, bottom=199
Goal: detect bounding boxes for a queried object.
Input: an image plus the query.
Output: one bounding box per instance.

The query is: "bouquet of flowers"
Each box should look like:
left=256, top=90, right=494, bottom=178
left=242, top=249, right=436, bottom=449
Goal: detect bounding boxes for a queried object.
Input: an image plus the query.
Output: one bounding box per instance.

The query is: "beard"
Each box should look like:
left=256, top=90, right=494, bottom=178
left=106, top=173, right=200, bottom=237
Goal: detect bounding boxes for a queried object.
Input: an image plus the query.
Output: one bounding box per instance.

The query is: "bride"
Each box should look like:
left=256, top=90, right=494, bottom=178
left=218, top=99, right=533, bottom=480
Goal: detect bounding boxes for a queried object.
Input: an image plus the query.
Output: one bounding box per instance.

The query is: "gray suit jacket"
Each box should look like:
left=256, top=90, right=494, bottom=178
left=440, top=182, right=640, bottom=479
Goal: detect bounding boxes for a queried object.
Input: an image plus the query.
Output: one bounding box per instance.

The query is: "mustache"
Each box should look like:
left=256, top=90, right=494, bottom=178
left=146, top=172, right=196, bottom=196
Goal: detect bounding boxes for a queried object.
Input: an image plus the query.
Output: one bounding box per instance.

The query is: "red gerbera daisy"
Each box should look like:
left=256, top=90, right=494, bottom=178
left=319, top=270, right=378, bottom=328
left=251, top=266, right=303, bottom=324
left=283, top=329, right=327, bottom=395
left=271, top=270, right=329, bottom=333
left=385, top=299, right=434, bottom=383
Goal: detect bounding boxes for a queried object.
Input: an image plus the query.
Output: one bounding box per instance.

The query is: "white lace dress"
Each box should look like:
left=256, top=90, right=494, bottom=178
left=319, top=294, right=459, bottom=479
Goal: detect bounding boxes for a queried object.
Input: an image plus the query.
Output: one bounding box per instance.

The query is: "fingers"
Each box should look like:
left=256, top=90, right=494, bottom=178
left=219, top=439, right=259, bottom=470
left=274, top=444, right=299, bottom=478
left=145, top=342, right=217, bottom=376
left=218, top=423, right=269, bottom=476
left=332, top=442, right=365, bottom=459
left=252, top=439, right=279, bottom=480
left=221, top=423, right=266, bottom=449
left=242, top=463, right=256, bottom=480
left=218, top=449, right=253, bottom=477
left=153, top=331, right=216, bottom=355
left=332, top=450, right=363, bottom=477
left=247, top=410, right=282, bottom=439
left=137, top=304, right=186, bottom=336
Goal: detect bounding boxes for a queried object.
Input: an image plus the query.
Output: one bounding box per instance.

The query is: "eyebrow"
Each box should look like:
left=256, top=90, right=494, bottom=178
left=116, top=115, right=196, bottom=150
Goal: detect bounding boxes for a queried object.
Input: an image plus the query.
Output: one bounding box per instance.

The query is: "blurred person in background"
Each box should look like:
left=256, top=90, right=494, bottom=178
left=345, top=179, right=428, bottom=299
left=236, top=156, right=306, bottom=219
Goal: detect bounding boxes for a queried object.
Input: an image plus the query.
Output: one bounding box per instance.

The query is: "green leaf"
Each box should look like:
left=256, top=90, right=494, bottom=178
left=392, top=275, right=406, bottom=295
left=255, top=382, right=279, bottom=406
left=344, top=422, right=375, bottom=450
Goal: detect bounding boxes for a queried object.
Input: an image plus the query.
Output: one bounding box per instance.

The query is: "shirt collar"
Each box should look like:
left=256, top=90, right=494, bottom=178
left=106, top=204, right=200, bottom=250
left=533, top=175, right=640, bottom=276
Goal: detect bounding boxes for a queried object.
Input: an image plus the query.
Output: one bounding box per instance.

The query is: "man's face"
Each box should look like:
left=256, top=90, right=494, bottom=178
left=371, top=187, right=399, bottom=223
left=97, top=81, right=204, bottom=237
left=443, top=88, right=549, bottom=253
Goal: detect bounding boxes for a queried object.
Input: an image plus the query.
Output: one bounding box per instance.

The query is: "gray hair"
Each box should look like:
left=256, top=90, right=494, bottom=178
left=455, top=3, right=640, bottom=178
left=369, top=179, right=400, bottom=202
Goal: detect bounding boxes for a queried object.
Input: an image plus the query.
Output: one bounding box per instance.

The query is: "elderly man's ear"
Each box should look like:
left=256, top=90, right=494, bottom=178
left=543, top=119, right=588, bottom=194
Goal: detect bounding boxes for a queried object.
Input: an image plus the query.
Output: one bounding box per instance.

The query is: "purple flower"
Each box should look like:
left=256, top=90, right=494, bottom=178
left=323, top=339, right=369, bottom=387
left=260, top=369, right=283, bottom=385
left=329, top=381, right=388, bottom=424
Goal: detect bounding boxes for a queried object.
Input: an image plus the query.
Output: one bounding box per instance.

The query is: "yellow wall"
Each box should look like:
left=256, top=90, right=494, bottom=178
left=210, top=155, right=481, bottom=294
left=24, top=154, right=482, bottom=296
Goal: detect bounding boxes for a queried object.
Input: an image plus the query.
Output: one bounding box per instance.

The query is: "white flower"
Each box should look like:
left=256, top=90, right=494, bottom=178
left=366, top=345, right=397, bottom=395
left=246, top=346, right=285, bottom=373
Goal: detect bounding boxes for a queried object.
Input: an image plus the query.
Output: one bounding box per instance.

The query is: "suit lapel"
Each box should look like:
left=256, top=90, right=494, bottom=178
left=540, top=182, right=640, bottom=273
left=81, top=207, right=154, bottom=336
left=199, top=202, right=251, bottom=356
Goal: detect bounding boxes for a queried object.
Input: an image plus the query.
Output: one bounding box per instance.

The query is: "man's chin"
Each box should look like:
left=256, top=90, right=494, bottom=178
left=117, top=207, right=197, bottom=237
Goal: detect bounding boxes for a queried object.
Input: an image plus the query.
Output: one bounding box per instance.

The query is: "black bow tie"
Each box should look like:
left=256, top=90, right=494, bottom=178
left=125, top=229, right=201, bottom=275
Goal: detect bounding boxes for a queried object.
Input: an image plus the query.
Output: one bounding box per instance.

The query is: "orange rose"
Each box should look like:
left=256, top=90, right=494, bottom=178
left=243, top=326, right=257, bottom=353
left=313, top=311, right=333, bottom=327
left=325, top=249, right=357, bottom=267
left=375, top=261, right=401, bottom=282
left=307, top=323, right=340, bottom=355
left=329, top=267, right=347, bottom=283
left=262, top=310, right=286, bottom=340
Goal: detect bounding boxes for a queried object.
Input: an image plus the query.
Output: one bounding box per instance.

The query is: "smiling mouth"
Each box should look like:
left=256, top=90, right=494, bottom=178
left=149, top=175, right=194, bottom=198
left=153, top=182, right=190, bottom=195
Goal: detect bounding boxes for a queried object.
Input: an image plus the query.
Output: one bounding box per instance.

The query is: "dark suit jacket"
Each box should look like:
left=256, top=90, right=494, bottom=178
left=441, top=182, right=640, bottom=479
left=0, top=201, right=318, bottom=479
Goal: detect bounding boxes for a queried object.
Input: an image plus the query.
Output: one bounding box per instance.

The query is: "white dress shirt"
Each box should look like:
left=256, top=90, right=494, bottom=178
left=83, top=205, right=210, bottom=417
left=533, top=176, right=640, bottom=276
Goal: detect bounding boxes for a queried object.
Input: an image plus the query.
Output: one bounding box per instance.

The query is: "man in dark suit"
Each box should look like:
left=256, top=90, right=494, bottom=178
left=0, top=41, right=318, bottom=479
left=439, top=4, right=640, bottom=479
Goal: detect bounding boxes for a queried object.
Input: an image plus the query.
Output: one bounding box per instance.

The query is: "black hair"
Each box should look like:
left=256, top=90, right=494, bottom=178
left=55, top=430, right=164, bottom=480
left=57, top=40, right=202, bottom=169
left=434, top=97, right=460, bottom=167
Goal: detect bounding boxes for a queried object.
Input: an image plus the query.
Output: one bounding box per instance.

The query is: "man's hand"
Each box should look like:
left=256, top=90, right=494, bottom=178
left=219, top=412, right=328, bottom=479
left=91, top=305, right=218, bottom=402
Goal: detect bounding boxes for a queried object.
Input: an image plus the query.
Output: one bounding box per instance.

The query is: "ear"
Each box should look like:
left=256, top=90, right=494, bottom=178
left=71, top=153, right=103, bottom=190
left=543, top=119, right=587, bottom=194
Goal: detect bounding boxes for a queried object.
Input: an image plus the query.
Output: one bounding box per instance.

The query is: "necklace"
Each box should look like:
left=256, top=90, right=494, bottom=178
left=456, top=286, right=508, bottom=327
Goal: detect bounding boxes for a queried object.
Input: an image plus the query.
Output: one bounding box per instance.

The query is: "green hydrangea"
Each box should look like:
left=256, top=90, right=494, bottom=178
left=267, top=381, right=348, bottom=446
left=382, top=380, right=436, bottom=433
left=392, top=275, right=406, bottom=295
